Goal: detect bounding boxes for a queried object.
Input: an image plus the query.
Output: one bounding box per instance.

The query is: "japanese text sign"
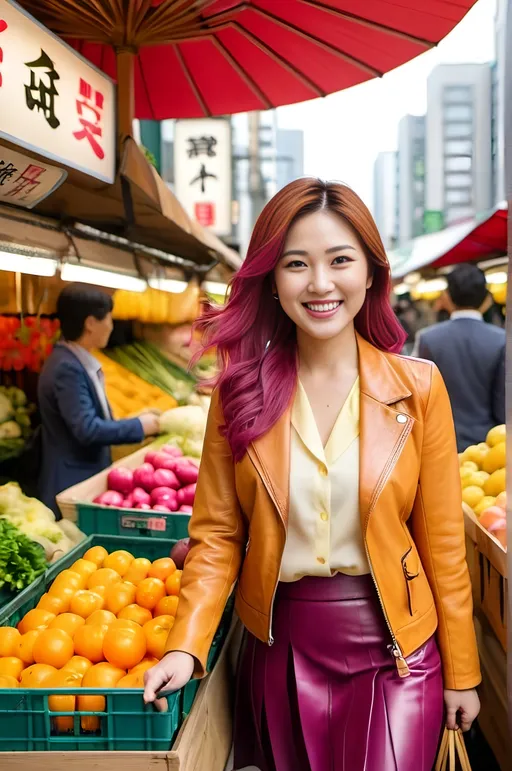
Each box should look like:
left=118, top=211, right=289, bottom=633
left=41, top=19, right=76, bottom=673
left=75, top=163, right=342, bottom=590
left=0, top=0, right=115, bottom=183
left=174, top=118, right=232, bottom=237
left=0, top=145, right=66, bottom=207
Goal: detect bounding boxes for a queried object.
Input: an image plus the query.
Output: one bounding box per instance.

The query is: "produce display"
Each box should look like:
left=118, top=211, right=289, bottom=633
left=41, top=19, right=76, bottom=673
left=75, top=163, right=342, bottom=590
left=92, top=350, right=177, bottom=419
left=93, top=447, right=198, bottom=514
left=0, top=483, right=85, bottom=562
left=0, top=539, right=192, bottom=731
left=0, top=386, right=36, bottom=461
left=112, top=283, right=200, bottom=325
left=0, top=519, right=47, bottom=592
left=159, top=404, right=208, bottom=459
left=0, top=316, right=60, bottom=374
left=459, top=423, right=507, bottom=549
left=105, top=342, right=197, bottom=404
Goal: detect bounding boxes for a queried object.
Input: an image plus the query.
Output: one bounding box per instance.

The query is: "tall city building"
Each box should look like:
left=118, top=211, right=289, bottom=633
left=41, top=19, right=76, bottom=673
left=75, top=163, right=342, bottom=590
left=492, top=0, right=507, bottom=203
left=396, top=115, right=425, bottom=245
left=425, top=63, right=493, bottom=227
left=276, top=129, right=304, bottom=190
left=372, top=151, right=397, bottom=249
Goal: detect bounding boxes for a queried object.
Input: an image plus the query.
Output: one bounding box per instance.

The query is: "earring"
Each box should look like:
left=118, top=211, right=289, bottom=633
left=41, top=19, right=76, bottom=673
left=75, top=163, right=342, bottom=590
left=273, top=293, right=279, bottom=300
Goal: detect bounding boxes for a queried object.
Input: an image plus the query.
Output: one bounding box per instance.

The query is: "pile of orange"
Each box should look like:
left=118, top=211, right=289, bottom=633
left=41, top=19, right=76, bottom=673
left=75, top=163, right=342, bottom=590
left=0, top=547, right=182, bottom=733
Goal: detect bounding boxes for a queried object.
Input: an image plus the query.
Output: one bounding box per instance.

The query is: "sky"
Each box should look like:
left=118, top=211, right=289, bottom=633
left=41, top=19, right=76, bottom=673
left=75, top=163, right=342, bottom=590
left=276, top=0, right=497, bottom=211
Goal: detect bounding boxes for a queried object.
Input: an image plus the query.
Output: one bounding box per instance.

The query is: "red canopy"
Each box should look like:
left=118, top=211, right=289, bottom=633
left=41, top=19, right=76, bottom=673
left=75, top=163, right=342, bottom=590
left=431, top=206, right=508, bottom=269
left=20, top=0, right=479, bottom=120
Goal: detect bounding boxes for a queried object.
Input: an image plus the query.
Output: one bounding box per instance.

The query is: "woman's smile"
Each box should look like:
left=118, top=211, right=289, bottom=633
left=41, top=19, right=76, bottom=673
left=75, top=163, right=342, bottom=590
left=302, top=300, right=343, bottom=319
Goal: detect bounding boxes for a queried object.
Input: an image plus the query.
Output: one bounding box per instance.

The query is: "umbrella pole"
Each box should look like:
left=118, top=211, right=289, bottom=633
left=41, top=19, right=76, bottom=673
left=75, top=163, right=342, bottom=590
left=117, top=49, right=135, bottom=137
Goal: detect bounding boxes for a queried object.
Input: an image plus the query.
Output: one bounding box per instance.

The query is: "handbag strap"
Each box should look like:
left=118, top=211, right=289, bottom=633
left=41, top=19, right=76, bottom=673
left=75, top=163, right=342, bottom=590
left=435, top=728, right=472, bottom=771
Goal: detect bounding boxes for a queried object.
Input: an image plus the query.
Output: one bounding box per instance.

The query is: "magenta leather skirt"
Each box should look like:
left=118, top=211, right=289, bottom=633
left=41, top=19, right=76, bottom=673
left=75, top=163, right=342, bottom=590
left=233, top=573, right=444, bottom=771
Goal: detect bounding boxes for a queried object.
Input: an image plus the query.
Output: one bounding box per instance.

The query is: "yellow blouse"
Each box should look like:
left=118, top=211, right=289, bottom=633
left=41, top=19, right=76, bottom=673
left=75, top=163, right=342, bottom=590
left=280, top=377, right=370, bottom=582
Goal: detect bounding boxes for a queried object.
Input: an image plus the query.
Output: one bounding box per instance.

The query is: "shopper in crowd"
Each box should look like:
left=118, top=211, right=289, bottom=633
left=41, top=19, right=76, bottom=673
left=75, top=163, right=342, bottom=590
left=38, top=284, right=159, bottom=517
left=144, top=179, right=480, bottom=771
left=416, top=264, right=505, bottom=452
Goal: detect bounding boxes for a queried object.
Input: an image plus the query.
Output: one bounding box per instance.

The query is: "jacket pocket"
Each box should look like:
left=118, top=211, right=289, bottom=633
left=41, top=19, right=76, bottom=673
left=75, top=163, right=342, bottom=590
left=401, top=546, right=420, bottom=616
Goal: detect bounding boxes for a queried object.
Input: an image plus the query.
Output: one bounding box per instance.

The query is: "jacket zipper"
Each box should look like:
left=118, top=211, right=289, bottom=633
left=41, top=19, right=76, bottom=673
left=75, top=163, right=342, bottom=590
left=364, top=419, right=413, bottom=678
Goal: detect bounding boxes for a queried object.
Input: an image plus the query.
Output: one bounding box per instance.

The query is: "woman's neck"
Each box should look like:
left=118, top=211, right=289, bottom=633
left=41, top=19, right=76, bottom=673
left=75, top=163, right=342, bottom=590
left=297, top=323, right=358, bottom=380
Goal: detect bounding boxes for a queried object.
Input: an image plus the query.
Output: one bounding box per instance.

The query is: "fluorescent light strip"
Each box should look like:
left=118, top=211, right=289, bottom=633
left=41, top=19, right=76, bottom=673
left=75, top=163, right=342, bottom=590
left=202, top=281, right=229, bottom=296
left=148, top=277, right=188, bottom=294
left=61, top=263, right=147, bottom=293
left=393, top=283, right=409, bottom=296
left=485, top=271, right=507, bottom=285
left=0, top=250, right=57, bottom=277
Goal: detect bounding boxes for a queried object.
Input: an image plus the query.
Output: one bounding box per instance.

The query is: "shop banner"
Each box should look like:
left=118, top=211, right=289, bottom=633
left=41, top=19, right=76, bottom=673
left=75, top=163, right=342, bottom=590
left=0, top=145, right=66, bottom=208
left=174, top=118, right=232, bottom=237
left=0, top=0, right=115, bottom=183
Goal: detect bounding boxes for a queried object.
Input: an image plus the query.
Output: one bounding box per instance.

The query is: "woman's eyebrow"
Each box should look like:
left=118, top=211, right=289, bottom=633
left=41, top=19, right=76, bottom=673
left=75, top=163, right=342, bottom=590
left=281, top=244, right=356, bottom=258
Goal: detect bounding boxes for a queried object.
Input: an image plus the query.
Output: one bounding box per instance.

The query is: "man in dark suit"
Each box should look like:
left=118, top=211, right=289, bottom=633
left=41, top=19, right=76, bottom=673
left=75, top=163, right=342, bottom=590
left=417, top=264, right=505, bottom=452
left=38, top=284, right=159, bottom=516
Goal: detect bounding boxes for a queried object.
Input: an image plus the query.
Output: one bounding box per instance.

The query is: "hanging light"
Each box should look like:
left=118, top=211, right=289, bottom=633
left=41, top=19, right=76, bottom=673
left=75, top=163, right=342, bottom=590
left=148, top=277, right=188, bottom=294
left=61, top=263, right=147, bottom=292
left=202, top=281, right=229, bottom=296
left=485, top=271, right=507, bottom=285
left=0, top=250, right=57, bottom=277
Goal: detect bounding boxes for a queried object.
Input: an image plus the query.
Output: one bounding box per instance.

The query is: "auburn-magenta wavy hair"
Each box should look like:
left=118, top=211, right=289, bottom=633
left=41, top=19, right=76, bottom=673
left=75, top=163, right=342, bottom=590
left=196, top=178, right=406, bottom=461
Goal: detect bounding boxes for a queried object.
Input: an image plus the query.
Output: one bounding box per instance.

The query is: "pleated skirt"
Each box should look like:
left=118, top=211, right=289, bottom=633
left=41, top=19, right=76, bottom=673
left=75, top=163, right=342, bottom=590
left=233, top=573, right=444, bottom=771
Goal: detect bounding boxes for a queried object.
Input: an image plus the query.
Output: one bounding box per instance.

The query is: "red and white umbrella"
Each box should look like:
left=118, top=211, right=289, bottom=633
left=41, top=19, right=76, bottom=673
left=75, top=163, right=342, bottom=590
left=20, top=0, right=478, bottom=131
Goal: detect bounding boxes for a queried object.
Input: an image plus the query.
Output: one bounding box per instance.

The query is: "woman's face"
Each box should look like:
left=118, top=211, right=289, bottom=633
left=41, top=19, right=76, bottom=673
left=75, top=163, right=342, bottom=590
left=274, top=210, right=372, bottom=341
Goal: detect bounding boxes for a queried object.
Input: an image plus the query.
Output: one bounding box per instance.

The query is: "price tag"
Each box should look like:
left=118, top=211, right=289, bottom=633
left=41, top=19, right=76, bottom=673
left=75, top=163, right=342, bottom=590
left=121, top=515, right=167, bottom=532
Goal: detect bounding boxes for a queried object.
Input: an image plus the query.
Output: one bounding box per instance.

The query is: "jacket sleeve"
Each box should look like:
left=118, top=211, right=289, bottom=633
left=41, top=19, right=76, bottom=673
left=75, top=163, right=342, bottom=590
left=492, top=344, right=506, bottom=425
left=410, top=364, right=481, bottom=691
left=164, top=389, right=246, bottom=677
left=55, top=361, right=144, bottom=447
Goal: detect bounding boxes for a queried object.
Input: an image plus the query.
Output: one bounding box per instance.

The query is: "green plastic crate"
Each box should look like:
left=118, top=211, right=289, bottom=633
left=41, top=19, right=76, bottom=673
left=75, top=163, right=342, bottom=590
left=75, top=503, right=191, bottom=540
left=0, top=534, right=231, bottom=752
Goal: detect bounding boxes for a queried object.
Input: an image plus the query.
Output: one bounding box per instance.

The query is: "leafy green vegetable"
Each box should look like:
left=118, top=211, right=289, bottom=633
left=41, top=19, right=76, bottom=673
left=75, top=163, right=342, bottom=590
left=0, top=518, right=47, bottom=591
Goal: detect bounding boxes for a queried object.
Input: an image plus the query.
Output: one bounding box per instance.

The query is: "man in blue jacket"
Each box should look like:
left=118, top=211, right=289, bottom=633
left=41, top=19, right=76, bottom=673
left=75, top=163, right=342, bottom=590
left=38, top=284, right=159, bottom=516
left=417, top=264, right=505, bottom=452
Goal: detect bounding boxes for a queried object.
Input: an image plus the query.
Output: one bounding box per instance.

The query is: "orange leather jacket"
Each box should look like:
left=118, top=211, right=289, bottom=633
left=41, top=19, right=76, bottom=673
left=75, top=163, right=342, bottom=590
left=166, top=334, right=481, bottom=690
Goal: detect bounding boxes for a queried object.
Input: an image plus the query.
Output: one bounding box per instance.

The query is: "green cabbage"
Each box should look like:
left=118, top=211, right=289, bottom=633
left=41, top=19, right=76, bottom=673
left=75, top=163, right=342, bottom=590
left=159, top=405, right=206, bottom=441
left=0, top=393, right=13, bottom=424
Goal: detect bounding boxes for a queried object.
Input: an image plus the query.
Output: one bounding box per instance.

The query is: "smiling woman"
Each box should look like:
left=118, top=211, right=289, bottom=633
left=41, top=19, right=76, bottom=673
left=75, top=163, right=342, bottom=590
left=194, top=178, right=406, bottom=461
left=143, top=179, right=481, bottom=771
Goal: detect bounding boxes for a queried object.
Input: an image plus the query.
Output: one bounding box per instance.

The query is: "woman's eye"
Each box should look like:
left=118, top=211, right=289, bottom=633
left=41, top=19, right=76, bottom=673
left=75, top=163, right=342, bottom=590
left=332, top=255, right=352, bottom=265
left=285, top=260, right=306, bottom=269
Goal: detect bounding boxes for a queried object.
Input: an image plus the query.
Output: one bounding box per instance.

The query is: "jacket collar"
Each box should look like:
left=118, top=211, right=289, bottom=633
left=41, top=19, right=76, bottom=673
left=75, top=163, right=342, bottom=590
left=247, top=333, right=413, bottom=527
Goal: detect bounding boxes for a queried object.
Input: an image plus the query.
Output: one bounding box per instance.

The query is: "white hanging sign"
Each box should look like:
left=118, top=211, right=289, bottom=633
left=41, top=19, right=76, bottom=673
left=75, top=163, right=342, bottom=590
left=0, top=0, right=116, bottom=183
left=174, top=118, right=232, bottom=237
left=0, top=145, right=67, bottom=207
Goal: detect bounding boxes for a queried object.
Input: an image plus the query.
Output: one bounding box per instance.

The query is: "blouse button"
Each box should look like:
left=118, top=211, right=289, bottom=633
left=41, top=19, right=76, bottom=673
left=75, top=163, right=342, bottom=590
left=396, top=414, right=408, bottom=424
left=320, top=512, right=329, bottom=522
left=318, top=464, right=328, bottom=476
left=317, top=557, right=326, bottom=565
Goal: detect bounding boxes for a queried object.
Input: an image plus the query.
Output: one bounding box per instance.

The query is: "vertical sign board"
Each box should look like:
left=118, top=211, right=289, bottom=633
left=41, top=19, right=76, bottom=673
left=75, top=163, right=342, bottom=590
left=0, top=0, right=115, bottom=184
left=174, top=118, right=232, bottom=237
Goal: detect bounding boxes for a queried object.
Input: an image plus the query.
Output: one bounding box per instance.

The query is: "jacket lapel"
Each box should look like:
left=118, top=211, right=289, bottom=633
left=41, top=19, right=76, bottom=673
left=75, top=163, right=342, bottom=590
left=247, top=394, right=293, bottom=528
left=357, top=335, right=413, bottom=531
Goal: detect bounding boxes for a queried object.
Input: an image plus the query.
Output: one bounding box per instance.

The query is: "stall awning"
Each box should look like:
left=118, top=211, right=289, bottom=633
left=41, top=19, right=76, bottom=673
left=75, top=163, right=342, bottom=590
left=0, top=136, right=241, bottom=272
left=389, top=203, right=507, bottom=279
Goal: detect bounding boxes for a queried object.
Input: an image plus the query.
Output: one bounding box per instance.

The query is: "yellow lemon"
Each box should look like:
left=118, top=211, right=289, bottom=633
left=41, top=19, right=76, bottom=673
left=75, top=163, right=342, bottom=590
left=486, top=424, right=506, bottom=448
left=461, top=444, right=488, bottom=468
left=482, top=442, right=506, bottom=475
left=466, top=471, right=490, bottom=489
left=461, top=486, right=485, bottom=509
left=461, top=461, right=479, bottom=472
left=474, top=496, right=496, bottom=516
left=459, top=467, right=474, bottom=482
left=483, top=468, right=506, bottom=498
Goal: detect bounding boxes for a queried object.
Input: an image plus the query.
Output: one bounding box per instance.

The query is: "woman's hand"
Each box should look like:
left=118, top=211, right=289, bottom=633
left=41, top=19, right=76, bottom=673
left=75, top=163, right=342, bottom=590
left=444, top=688, right=480, bottom=732
left=143, top=651, right=195, bottom=705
